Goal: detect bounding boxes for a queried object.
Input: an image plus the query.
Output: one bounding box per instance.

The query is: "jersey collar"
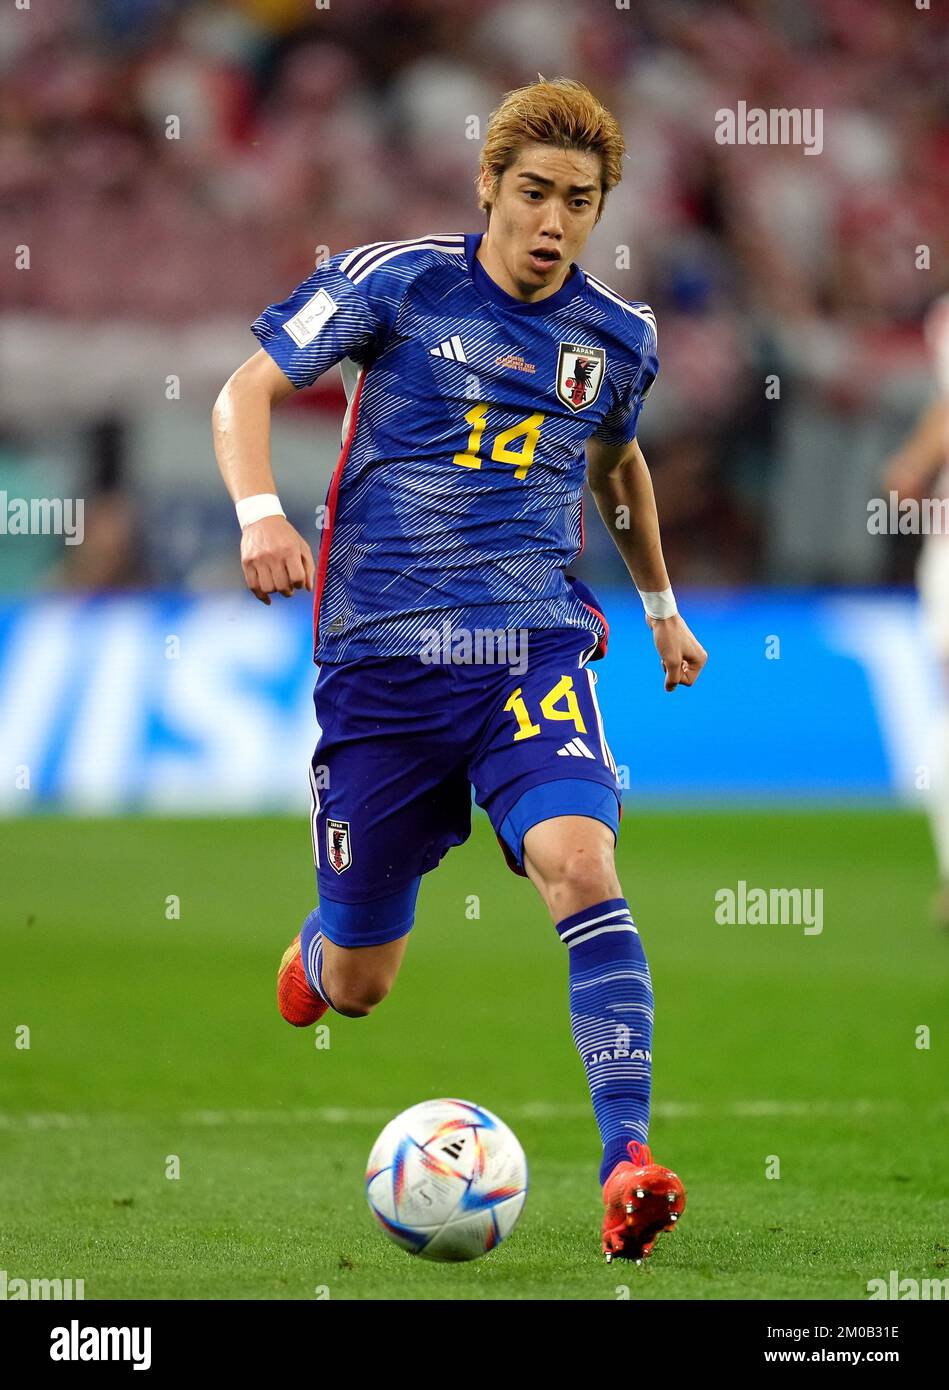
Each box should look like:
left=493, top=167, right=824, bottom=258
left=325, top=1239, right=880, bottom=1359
left=465, top=232, right=585, bottom=315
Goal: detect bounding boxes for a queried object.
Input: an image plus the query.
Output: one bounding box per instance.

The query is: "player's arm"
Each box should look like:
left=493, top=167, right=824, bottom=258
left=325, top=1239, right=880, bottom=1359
left=883, top=398, right=949, bottom=499
left=212, top=348, right=315, bottom=606
left=586, top=435, right=707, bottom=691
left=215, top=252, right=387, bottom=606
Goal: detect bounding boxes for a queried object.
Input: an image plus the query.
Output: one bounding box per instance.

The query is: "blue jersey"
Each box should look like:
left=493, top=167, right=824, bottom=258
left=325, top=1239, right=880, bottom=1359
left=250, top=232, right=658, bottom=664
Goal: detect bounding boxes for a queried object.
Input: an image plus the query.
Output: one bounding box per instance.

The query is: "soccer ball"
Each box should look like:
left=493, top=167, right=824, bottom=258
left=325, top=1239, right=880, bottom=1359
left=365, top=1098, right=528, bottom=1261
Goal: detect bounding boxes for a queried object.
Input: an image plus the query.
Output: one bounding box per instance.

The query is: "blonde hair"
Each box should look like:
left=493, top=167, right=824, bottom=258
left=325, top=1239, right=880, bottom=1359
left=477, top=77, right=625, bottom=224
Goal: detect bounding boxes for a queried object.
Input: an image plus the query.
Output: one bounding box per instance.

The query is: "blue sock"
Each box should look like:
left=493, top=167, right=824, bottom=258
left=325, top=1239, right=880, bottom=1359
left=555, top=897, right=653, bottom=1184
left=300, top=907, right=332, bottom=1006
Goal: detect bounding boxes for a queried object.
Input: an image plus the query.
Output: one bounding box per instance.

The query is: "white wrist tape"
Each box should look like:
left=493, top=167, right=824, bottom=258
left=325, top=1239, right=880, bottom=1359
left=236, top=493, right=285, bottom=529
left=639, top=586, right=678, bottom=620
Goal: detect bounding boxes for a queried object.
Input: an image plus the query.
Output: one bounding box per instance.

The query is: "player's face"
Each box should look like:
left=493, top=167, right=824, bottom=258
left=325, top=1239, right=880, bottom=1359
left=478, top=142, right=603, bottom=303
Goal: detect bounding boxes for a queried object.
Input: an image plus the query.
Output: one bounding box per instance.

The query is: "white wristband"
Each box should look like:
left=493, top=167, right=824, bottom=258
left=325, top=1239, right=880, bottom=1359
left=236, top=493, right=285, bottom=529
left=639, top=586, right=678, bottom=620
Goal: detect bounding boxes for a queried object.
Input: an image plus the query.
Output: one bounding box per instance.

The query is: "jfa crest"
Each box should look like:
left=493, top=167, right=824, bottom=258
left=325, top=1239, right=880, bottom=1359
left=326, top=818, right=352, bottom=873
left=556, top=342, right=606, bottom=411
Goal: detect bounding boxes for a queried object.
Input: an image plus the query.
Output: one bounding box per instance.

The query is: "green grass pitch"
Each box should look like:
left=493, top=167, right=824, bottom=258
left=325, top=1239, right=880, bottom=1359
left=1, top=808, right=947, bottom=1301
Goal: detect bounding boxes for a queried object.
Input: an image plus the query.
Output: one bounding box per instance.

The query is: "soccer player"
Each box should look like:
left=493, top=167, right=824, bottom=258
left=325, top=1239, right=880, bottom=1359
left=212, top=78, right=707, bottom=1263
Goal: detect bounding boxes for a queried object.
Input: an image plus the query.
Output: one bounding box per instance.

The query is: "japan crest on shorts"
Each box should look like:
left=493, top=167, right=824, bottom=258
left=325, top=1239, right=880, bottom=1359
left=556, top=342, right=606, bottom=412
left=326, top=818, right=352, bottom=873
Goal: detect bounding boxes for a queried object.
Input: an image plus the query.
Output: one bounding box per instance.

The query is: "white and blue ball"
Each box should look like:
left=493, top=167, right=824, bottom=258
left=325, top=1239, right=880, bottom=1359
left=366, top=1098, right=528, bottom=1261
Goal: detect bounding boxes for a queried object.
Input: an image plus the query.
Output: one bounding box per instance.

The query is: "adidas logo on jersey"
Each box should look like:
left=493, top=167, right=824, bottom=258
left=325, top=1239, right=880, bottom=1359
left=557, top=738, right=596, bottom=759
left=429, top=335, right=467, bottom=363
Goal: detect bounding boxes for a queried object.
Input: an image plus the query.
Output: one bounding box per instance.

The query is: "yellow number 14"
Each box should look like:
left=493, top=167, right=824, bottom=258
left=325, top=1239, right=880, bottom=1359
left=453, top=404, right=544, bottom=480
left=503, top=676, right=588, bottom=742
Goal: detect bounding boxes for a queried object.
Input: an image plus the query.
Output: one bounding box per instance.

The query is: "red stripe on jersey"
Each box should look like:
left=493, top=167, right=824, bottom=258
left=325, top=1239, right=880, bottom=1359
left=312, top=371, right=365, bottom=659
left=575, top=499, right=607, bottom=659
left=582, top=600, right=609, bottom=660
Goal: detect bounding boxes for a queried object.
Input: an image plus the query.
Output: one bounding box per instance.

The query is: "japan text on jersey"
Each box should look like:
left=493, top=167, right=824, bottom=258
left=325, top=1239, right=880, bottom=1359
left=251, top=232, right=659, bottom=664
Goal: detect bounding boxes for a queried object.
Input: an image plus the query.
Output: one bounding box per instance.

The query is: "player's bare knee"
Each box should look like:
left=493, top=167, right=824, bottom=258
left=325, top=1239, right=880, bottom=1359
left=547, top=844, right=620, bottom=915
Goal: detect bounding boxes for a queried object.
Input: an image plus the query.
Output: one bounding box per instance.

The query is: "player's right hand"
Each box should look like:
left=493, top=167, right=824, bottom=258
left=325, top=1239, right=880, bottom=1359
left=240, top=515, right=315, bottom=605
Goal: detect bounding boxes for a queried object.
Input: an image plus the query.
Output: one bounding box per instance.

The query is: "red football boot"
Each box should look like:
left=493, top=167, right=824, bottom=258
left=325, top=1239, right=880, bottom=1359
left=277, top=932, right=329, bottom=1027
left=601, top=1140, right=686, bottom=1264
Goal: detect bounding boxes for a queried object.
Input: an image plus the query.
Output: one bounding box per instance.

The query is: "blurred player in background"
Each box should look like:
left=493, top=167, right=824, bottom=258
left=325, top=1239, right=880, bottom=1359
left=884, top=295, right=949, bottom=924
left=213, top=78, right=706, bottom=1262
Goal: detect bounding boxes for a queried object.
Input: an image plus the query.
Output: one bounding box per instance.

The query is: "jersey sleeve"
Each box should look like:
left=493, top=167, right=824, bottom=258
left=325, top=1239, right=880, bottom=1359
left=250, top=253, right=394, bottom=389
left=592, top=312, right=659, bottom=446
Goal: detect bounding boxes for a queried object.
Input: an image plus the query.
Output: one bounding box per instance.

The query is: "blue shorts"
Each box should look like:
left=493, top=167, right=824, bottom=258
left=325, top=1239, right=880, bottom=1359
left=308, top=626, right=621, bottom=946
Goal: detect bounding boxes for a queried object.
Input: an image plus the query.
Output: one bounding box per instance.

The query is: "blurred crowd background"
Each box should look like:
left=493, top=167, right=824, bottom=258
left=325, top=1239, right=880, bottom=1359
left=1, top=0, right=948, bottom=597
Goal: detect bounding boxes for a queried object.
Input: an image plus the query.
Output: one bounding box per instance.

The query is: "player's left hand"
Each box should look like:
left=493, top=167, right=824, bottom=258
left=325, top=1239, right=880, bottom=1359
left=646, top=613, right=707, bottom=692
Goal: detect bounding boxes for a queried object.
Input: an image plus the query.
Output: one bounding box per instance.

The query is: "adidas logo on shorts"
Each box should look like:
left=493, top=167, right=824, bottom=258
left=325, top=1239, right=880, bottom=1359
left=557, top=738, right=596, bottom=759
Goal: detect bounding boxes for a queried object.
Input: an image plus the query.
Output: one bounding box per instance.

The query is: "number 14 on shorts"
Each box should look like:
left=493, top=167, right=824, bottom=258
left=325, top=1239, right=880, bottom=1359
left=504, top=674, right=587, bottom=742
